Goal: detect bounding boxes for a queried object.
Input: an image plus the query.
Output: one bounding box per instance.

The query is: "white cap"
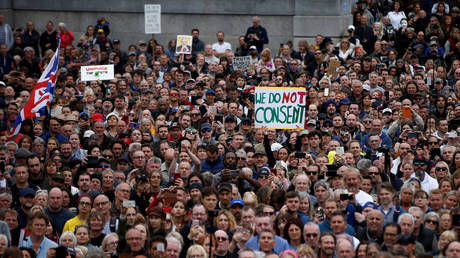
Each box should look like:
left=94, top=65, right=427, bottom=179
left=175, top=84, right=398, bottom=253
left=348, top=25, right=355, bottom=31
left=382, top=108, right=392, bottom=114
left=83, top=130, right=96, bottom=138
left=447, top=132, right=458, bottom=138
left=271, top=143, right=283, bottom=152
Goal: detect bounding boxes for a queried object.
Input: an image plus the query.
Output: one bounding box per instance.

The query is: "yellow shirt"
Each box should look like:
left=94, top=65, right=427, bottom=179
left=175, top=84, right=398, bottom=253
left=62, top=216, right=86, bottom=233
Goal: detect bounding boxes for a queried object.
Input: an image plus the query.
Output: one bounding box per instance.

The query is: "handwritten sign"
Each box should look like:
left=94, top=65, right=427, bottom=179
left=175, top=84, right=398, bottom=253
left=255, top=87, right=306, bottom=129
left=232, top=56, right=252, bottom=71
left=81, top=65, right=114, bottom=81
left=145, top=4, right=161, bottom=34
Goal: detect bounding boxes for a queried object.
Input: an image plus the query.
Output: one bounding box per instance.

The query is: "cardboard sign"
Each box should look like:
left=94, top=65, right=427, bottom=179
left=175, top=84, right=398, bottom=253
left=255, top=87, right=307, bottom=129
left=327, top=59, right=341, bottom=79
left=145, top=4, right=161, bottom=34
left=81, top=65, right=114, bottom=81
left=232, top=56, right=252, bottom=71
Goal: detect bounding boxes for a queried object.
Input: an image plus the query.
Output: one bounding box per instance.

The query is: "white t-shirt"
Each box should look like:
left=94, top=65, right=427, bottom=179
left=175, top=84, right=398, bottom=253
left=410, top=172, right=439, bottom=194
left=212, top=42, right=232, bottom=54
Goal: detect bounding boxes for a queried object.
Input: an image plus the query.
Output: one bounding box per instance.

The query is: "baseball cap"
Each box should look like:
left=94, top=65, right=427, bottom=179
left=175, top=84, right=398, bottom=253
left=201, top=123, right=211, bottom=131
left=52, top=172, right=65, bottom=182
left=128, top=51, right=136, bottom=56
left=307, top=120, right=317, bottom=126
left=83, top=130, right=96, bottom=138
left=413, top=155, right=427, bottom=164
left=169, top=122, right=181, bottom=130
left=92, top=113, right=104, bottom=122
left=339, top=98, right=351, bottom=106
left=148, top=206, right=166, bottom=219
left=230, top=199, right=245, bottom=208
left=113, top=39, right=120, bottom=44
left=15, top=148, right=33, bottom=159
left=362, top=201, right=378, bottom=210
left=189, top=182, right=203, bottom=192
left=20, top=187, right=36, bottom=197
left=0, top=81, right=5, bottom=87
left=348, top=25, right=355, bottom=31
left=139, top=40, right=146, bottom=45
left=206, top=89, right=216, bottom=95
left=382, top=108, right=392, bottom=115
left=218, top=182, right=232, bottom=193
left=249, top=46, right=257, bottom=50
left=258, top=167, right=270, bottom=178
left=271, top=143, right=283, bottom=152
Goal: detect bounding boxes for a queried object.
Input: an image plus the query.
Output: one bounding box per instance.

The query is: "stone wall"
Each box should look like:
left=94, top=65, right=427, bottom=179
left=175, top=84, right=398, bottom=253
left=1, top=0, right=354, bottom=52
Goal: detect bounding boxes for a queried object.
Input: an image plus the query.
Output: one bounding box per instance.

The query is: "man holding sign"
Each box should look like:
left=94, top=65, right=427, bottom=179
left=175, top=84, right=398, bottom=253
left=255, top=87, right=307, bottom=129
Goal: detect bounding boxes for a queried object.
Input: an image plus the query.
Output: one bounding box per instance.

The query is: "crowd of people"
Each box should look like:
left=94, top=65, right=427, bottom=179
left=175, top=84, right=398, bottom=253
left=0, top=0, right=460, bottom=258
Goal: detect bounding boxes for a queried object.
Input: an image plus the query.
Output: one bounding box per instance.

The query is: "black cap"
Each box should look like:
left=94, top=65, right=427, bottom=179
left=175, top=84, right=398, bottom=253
left=218, top=182, right=232, bottom=193
left=113, top=39, right=120, bottom=44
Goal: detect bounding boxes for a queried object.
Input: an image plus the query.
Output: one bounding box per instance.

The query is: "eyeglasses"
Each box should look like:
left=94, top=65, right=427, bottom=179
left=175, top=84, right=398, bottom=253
left=216, top=237, right=228, bottom=242
left=305, top=233, right=318, bottom=238
left=192, top=113, right=201, bottom=116
left=436, top=167, right=447, bottom=171
left=126, top=237, right=142, bottom=241
left=426, top=219, right=439, bottom=225
left=79, top=201, right=91, bottom=207
left=237, top=157, right=246, bottom=161
left=94, top=201, right=109, bottom=206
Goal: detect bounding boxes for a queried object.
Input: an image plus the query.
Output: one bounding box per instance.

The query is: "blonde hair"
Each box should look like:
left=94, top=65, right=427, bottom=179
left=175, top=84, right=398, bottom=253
left=186, top=244, right=208, bottom=258
left=243, top=191, right=258, bottom=207
left=214, top=210, right=237, bottom=232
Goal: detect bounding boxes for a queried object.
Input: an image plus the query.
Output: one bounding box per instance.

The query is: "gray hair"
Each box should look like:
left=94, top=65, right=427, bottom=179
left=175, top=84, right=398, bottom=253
left=304, top=222, right=320, bottom=231
left=147, top=157, right=162, bottom=165
left=166, top=235, right=183, bottom=253
left=238, top=248, right=256, bottom=258
left=424, top=211, right=440, bottom=221
left=408, top=206, right=423, bottom=216
left=0, top=234, right=7, bottom=244
left=314, top=180, right=330, bottom=192
left=59, top=231, right=77, bottom=246
left=235, top=149, right=247, bottom=159
left=85, top=247, right=105, bottom=258
left=400, top=182, right=416, bottom=195
left=5, top=141, right=18, bottom=149
left=398, top=213, right=414, bottom=225
left=33, top=137, right=45, bottom=145
left=0, top=192, right=12, bottom=201
left=128, top=142, right=142, bottom=153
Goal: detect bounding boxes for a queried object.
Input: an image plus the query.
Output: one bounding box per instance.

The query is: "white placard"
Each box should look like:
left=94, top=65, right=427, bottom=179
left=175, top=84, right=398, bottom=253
left=255, top=87, right=307, bottom=129
left=232, top=56, right=252, bottom=71
left=145, top=4, right=161, bottom=34
left=81, top=65, right=115, bottom=81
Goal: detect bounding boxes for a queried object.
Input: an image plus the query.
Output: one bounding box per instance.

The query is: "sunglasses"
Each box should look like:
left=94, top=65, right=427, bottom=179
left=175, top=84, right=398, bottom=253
left=435, top=167, right=447, bottom=171
left=428, top=142, right=438, bottom=145
left=306, top=171, right=317, bottom=175
left=305, top=233, right=318, bottom=238
left=369, top=172, right=380, bottom=175
left=216, top=237, right=228, bottom=241
left=99, top=164, right=110, bottom=168
left=426, top=220, right=438, bottom=225
left=413, top=162, right=426, bottom=166
left=201, top=128, right=211, bottom=133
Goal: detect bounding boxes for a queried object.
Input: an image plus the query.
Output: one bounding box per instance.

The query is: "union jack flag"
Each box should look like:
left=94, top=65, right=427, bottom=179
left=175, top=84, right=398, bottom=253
left=10, top=36, right=60, bottom=136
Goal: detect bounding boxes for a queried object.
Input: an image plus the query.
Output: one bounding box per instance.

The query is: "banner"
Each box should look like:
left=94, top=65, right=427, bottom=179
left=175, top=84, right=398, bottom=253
left=232, top=56, right=252, bottom=70
left=255, top=87, right=306, bottom=129
left=81, top=65, right=114, bottom=81
left=145, top=4, right=161, bottom=34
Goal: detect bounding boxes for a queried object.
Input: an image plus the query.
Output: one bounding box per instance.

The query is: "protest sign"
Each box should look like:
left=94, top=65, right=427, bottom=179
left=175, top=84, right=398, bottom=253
left=81, top=65, right=115, bottom=81
left=232, top=56, right=252, bottom=71
left=255, top=87, right=307, bottom=129
left=145, top=4, right=161, bottom=34
left=176, top=35, right=193, bottom=54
